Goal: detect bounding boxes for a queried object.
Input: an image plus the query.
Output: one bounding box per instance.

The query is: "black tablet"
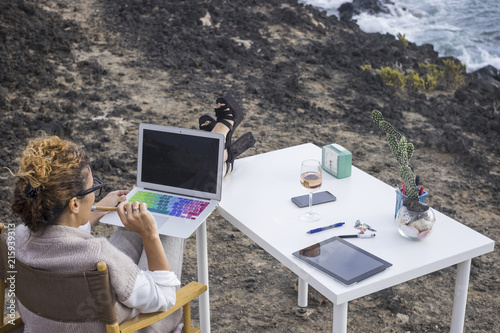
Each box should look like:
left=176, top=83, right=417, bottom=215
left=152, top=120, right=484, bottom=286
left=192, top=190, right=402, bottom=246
left=292, top=236, right=392, bottom=286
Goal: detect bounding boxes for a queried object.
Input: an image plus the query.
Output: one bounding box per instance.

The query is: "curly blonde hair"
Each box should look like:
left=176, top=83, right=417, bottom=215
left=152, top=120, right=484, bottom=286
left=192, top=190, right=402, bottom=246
left=11, top=135, right=90, bottom=233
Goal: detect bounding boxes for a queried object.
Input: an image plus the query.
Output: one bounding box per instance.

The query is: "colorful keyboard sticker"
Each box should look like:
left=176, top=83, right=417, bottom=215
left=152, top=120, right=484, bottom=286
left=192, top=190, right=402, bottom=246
left=129, top=191, right=209, bottom=220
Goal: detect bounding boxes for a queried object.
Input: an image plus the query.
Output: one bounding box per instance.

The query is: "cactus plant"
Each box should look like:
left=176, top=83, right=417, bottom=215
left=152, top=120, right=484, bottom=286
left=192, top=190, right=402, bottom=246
left=371, top=110, right=428, bottom=212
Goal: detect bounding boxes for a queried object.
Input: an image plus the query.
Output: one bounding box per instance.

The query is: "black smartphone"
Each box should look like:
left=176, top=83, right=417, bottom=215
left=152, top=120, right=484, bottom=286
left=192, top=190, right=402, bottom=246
left=291, top=191, right=336, bottom=208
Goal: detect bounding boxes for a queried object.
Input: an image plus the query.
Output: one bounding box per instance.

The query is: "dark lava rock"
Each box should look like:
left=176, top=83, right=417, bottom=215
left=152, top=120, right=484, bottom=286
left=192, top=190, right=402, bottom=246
left=339, top=0, right=392, bottom=20
left=473, top=65, right=500, bottom=89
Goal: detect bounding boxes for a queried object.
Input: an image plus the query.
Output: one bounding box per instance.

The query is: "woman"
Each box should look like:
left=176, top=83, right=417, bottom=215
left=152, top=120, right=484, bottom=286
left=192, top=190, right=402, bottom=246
left=10, top=96, right=254, bottom=332
left=11, top=135, right=185, bottom=332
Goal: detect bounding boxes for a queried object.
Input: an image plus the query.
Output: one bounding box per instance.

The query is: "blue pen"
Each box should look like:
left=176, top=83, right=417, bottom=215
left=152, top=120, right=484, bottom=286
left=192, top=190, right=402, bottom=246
left=307, top=222, right=345, bottom=234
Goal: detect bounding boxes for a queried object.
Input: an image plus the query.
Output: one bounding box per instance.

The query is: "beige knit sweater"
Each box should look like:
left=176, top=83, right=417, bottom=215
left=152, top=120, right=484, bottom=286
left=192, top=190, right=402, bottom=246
left=15, top=224, right=181, bottom=333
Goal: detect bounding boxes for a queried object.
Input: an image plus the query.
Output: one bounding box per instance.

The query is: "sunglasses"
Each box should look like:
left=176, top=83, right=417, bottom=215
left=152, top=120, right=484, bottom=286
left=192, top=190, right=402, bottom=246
left=75, top=178, right=103, bottom=198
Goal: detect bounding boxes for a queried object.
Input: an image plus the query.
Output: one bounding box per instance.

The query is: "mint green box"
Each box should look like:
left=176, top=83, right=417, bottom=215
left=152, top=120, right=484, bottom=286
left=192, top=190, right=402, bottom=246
left=321, top=143, right=352, bottom=179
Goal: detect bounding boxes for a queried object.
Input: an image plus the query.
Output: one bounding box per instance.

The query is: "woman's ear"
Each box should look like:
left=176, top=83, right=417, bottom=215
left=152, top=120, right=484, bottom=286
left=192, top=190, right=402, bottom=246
left=67, top=197, right=80, bottom=214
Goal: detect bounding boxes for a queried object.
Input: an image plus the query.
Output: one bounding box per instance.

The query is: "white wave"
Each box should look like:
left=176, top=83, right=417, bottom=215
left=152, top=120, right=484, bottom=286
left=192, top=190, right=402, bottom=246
left=460, top=47, right=500, bottom=73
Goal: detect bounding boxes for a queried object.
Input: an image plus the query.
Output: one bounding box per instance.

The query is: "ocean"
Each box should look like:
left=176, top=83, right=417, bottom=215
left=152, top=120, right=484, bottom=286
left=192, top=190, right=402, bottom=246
left=300, top=0, right=500, bottom=72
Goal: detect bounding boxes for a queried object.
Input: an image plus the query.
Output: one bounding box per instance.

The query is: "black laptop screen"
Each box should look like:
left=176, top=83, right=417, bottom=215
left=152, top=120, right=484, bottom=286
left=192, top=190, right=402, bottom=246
left=141, top=129, right=220, bottom=194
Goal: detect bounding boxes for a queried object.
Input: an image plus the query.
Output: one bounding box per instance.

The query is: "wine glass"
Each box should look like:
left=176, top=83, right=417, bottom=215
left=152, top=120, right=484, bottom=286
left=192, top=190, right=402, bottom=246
left=300, top=159, right=322, bottom=222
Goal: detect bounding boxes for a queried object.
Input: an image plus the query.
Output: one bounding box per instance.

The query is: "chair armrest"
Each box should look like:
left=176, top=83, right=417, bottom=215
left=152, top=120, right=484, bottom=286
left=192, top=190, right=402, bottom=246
left=118, top=281, right=207, bottom=333
left=0, top=313, right=23, bottom=333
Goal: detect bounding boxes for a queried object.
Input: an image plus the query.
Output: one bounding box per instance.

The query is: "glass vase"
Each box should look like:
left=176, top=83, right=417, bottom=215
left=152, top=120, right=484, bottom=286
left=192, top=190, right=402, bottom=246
left=395, top=205, right=436, bottom=240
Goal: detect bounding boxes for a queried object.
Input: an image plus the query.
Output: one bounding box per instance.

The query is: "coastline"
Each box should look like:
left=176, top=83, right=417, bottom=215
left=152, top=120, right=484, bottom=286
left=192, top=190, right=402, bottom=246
left=1, top=0, right=499, bottom=332
left=331, top=0, right=500, bottom=74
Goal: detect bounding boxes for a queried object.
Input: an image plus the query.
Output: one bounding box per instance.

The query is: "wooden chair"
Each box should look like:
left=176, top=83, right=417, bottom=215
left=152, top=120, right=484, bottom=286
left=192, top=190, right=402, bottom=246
left=0, top=223, right=206, bottom=333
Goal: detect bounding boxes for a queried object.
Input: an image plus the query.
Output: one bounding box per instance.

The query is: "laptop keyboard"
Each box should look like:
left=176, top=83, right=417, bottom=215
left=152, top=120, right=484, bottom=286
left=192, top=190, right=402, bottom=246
left=129, top=191, right=210, bottom=220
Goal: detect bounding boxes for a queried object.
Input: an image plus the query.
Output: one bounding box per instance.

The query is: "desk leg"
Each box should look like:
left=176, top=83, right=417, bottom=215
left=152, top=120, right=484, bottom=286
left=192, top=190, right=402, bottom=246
left=333, top=302, right=348, bottom=333
left=298, top=277, right=308, bottom=312
left=450, top=259, right=471, bottom=333
left=196, top=221, right=210, bottom=333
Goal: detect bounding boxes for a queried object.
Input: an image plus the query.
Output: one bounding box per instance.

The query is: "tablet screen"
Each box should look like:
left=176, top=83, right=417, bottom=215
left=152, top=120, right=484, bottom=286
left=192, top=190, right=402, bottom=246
left=292, top=236, right=392, bottom=286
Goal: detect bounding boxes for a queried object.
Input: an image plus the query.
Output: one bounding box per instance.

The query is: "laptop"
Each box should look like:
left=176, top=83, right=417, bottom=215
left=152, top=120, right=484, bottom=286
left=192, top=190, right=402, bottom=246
left=100, top=123, right=225, bottom=238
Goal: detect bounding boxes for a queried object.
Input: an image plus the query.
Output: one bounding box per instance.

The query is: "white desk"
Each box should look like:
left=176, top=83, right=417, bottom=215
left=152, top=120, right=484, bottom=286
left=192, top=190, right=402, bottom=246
left=217, top=143, right=494, bottom=333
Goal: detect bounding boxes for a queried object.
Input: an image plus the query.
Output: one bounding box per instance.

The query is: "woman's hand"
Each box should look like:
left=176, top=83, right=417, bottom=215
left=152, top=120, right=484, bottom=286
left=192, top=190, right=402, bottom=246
left=116, top=201, right=160, bottom=241
left=89, top=190, right=129, bottom=226
left=117, top=201, right=170, bottom=272
left=95, top=190, right=129, bottom=207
